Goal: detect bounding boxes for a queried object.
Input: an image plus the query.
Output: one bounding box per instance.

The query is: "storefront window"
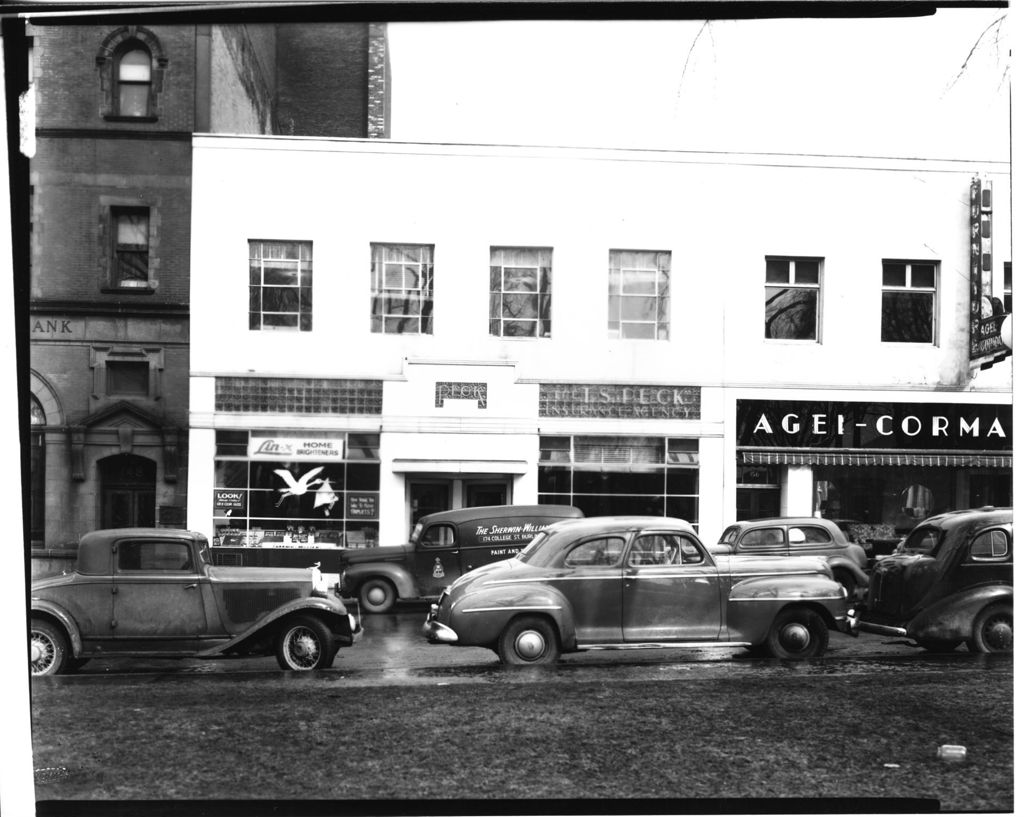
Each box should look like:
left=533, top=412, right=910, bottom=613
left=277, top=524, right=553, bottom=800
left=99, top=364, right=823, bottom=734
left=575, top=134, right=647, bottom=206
left=213, top=430, right=380, bottom=548
left=736, top=465, right=780, bottom=521
left=538, top=436, right=700, bottom=527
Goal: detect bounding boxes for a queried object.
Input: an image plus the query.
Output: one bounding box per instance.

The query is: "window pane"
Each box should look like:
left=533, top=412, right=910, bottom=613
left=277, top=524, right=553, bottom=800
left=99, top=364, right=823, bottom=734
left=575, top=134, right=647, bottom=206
left=503, top=293, right=538, bottom=319
left=263, top=263, right=299, bottom=286
left=881, top=292, right=934, bottom=342
left=765, top=288, right=817, bottom=339
left=116, top=212, right=148, bottom=246
left=882, top=262, right=905, bottom=287
left=765, top=259, right=789, bottom=283
left=106, top=361, right=149, bottom=395
left=115, top=251, right=149, bottom=283
left=504, top=268, right=538, bottom=292
left=118, top=85, right=149, bottom=117
left=621, top=322, right=657, bottom=339
left=503, top=320, right=538, bottom=337
left=794, top=260, right=819, bottom=284
left=118, top=49, right=151, bottom=80
left=621, top=268, right=657, bottom=295
left=910, top=264, right=935, bottom=289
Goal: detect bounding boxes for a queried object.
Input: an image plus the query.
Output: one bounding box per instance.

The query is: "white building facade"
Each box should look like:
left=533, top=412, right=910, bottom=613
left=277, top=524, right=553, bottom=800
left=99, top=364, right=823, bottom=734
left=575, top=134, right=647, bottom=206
left=187, top=136, right=1011, bottom=570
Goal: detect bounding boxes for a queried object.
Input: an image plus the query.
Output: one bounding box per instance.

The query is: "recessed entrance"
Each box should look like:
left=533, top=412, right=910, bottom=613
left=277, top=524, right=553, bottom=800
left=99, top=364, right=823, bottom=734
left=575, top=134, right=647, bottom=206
left=100, top=454, right=156, bottom=528
left=407, top=477, right=511, bottom=534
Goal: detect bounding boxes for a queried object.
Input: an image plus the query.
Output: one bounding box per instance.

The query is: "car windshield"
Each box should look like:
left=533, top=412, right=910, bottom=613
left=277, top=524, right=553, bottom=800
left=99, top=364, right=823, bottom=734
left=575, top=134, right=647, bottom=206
left=515, top=532, right=551, bottom=562
left=901, top=526, right=943, bottom=556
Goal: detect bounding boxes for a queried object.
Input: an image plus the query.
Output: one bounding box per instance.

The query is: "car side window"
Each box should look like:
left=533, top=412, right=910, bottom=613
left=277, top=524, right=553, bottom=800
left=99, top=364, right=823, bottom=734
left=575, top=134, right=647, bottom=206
left=718, top=526, right=739, bottom=545
left=902, top=526, right=941, bottom=556
left=627, top=534, right=704, bottom=566
left=564, top=537, right=625, bottom=567
left=969, top=529, right=1010, bottom=561
left=737, top=528, right=784, bottom=549
left=118, top=541, right=194, bottom=572
left=790, top=526, right=831, bottom=545
left=420, top=525, right=455, bottom=548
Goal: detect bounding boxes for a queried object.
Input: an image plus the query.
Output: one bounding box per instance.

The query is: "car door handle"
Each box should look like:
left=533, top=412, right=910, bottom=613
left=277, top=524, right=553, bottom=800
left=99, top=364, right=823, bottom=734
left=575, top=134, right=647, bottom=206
left=184, top=583, right=198, bottom=590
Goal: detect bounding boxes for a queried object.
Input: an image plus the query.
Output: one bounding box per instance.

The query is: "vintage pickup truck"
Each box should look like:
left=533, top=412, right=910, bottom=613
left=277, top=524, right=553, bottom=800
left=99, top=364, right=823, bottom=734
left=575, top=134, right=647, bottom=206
left=30, top=528, right=360, bottom=676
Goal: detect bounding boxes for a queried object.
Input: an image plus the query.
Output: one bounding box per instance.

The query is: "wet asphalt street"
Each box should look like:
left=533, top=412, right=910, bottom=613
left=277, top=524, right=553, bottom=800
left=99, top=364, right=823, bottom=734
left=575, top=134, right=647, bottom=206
left=56, top=604, right=1012, bottom=685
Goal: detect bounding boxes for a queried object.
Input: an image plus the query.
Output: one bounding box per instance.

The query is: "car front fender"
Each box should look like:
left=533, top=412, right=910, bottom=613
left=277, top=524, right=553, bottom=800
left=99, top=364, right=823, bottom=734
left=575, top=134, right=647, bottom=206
left=30, top=598, right=84, bottom=657
left=907, top=584, right=1013, bottom=644
left=197, top=596, right=356, bottom=656
left=448, top=583, right=573, bottom=649
left=825, top=556, right=871, bottom=587
left=341, top=562, right=417, bottom=600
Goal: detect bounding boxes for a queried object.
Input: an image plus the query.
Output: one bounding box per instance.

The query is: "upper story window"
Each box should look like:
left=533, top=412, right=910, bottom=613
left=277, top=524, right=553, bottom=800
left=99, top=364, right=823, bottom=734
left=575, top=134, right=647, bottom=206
left=881, top=260, right=937, bottom=344
left=116, top=46, right=152, bottom=117
left=106, top=360, right=150, bottom=396
left=97, top=28, right=165, bottom=122
left=370, top=243, right=434, bottom=334
left=489, top=246, right=552, bottom=338
left=765, top=256, right=821, bottom=341
left=249, top=240, right=312, bottom=331
left=112, top=207, right=150, bottom=288
left=608, top=250, right=670, bottom=340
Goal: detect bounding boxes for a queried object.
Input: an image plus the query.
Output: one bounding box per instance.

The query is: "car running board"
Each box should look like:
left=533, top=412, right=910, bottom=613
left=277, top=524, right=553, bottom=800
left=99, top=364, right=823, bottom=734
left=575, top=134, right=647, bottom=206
left=578, top=641, right=751, bottom=651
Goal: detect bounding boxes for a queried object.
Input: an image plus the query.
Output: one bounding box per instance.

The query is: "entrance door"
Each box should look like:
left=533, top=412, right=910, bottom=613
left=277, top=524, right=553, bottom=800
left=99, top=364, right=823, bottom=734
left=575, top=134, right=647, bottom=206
left=100, top=454, right=156, bottom=528
left=408, top=481, right=452, bottom=535
left=465, top=481, right=509, bottom=507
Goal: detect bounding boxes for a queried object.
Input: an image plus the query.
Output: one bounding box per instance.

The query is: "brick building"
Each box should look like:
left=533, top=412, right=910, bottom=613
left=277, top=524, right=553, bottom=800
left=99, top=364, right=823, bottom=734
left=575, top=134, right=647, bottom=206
left=25, top=21, right=390, bottom=562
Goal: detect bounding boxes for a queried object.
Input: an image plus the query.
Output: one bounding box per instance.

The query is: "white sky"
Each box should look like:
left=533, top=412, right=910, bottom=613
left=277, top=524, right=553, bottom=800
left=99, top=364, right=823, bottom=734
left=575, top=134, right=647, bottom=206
left=388, top=10, right=1010, bottom=160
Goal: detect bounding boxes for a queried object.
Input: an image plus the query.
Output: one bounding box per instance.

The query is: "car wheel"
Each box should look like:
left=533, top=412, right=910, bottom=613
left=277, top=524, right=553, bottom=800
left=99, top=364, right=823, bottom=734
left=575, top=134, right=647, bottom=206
left=918, top=639, right=962, bottom=653
left=358, top=578, right=397, bottom=614
left=968, top=603, right=1012, bottom=654
left=497, top=616, right=561, bottom=666
left=31, top=618, right=69, bottom=677
left=275, top=616, right=336, bottom=671
left=765, top=608, right=828, bottom=660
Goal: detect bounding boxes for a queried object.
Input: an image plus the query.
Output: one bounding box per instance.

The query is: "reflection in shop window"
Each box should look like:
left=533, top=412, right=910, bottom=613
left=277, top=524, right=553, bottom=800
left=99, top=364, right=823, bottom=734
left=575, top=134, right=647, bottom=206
left=899, top=483, right=934, bottom=520
left=765, top=257, right=821, bottom=341
left=881, top=260, right=937, bottom=343
left=213, top=430, right=380, bottom=548
left=538, top=436, right=699, bottom=528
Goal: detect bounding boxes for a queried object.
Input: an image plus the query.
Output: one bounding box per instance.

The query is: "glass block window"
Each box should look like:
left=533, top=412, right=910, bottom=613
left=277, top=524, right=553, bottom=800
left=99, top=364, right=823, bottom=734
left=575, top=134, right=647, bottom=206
left=489, top=247, right=552, bottom=338
left=370, top=243, right=434, bottom=334
left=249, top=240, right=312, bottom=331
left=213, top=430, right=381, bottom=549
left=608, top=250, right=671, bottom=339
left=881, top=260, right=937, bottom=343
left=538, top=435, right=700, bottom=528
left=765, top=257, right=821, bottom=341
left=215, top=377, right=383, bottom=415
left=112, top=208, right=150, bottom=288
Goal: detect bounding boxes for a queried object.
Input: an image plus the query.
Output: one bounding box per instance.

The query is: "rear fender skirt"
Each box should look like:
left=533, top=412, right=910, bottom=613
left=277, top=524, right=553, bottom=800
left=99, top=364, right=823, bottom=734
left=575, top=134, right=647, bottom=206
left=907, top=584, right=1013, bottom=644
left=30, top=599, right=83, bottom=657
left=197, top=597, right=352, bottom=656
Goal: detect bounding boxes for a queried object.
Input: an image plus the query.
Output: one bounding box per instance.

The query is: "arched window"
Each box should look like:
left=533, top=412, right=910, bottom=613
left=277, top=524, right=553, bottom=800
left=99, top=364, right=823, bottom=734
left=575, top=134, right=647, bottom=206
left=116, top=46, right=152, bottom=117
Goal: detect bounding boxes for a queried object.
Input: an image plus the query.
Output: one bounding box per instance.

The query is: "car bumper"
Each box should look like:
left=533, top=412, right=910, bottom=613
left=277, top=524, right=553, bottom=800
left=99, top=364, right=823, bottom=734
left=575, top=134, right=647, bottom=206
left=838, top=608, right=860, bottom=636
left=422, top=610, right=458, bottom=644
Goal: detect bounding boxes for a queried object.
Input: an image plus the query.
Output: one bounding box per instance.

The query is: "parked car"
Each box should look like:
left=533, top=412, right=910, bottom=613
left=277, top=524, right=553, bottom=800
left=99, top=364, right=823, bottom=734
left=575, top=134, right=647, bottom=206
left=30, top=528, right=360, bottom=676
left=713, top=518, right=870, bottom=597
left=423, top=516, right=854, bottom=664
left=855, top=507, right=1012, bottom=653
left=339, top=504, right=583, bottom=613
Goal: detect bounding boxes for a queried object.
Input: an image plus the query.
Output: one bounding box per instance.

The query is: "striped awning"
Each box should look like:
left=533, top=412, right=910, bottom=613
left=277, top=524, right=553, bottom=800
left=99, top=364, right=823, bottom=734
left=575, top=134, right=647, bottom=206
left=739, top=450, right=1012, bottom=468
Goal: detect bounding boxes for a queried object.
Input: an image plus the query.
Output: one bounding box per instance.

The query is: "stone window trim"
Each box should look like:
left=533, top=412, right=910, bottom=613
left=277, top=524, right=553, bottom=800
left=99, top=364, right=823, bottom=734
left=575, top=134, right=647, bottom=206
left=96, top=26, right=167, bottom=121
left=99, top=198, right=159, bottom=293
left=90, top=346, right=165, bottom=402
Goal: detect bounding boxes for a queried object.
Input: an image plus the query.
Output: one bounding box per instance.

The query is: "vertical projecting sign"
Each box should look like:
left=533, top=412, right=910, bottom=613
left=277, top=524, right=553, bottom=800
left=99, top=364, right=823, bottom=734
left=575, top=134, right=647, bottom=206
left=968, top=177, right=1011, bottom=369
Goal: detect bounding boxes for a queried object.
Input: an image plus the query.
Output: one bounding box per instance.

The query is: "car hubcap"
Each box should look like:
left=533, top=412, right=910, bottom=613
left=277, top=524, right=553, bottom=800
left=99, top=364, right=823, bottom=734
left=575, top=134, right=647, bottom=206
left=30, top=635, right=52, bottom=673
left=985, top=618, right=1012, bottom=651
left=779, top=623, right=811, bottom=652
left=514, top=630, right=546, bottom=661
left=366, top=586, right=385, bottom=606
left=290, top=630, right=319, bottom=667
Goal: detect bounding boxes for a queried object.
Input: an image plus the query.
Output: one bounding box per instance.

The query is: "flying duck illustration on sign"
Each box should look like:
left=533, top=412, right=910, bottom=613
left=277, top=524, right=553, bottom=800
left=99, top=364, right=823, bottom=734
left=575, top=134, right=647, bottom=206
left=274, top=466, right=325, bottom=507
